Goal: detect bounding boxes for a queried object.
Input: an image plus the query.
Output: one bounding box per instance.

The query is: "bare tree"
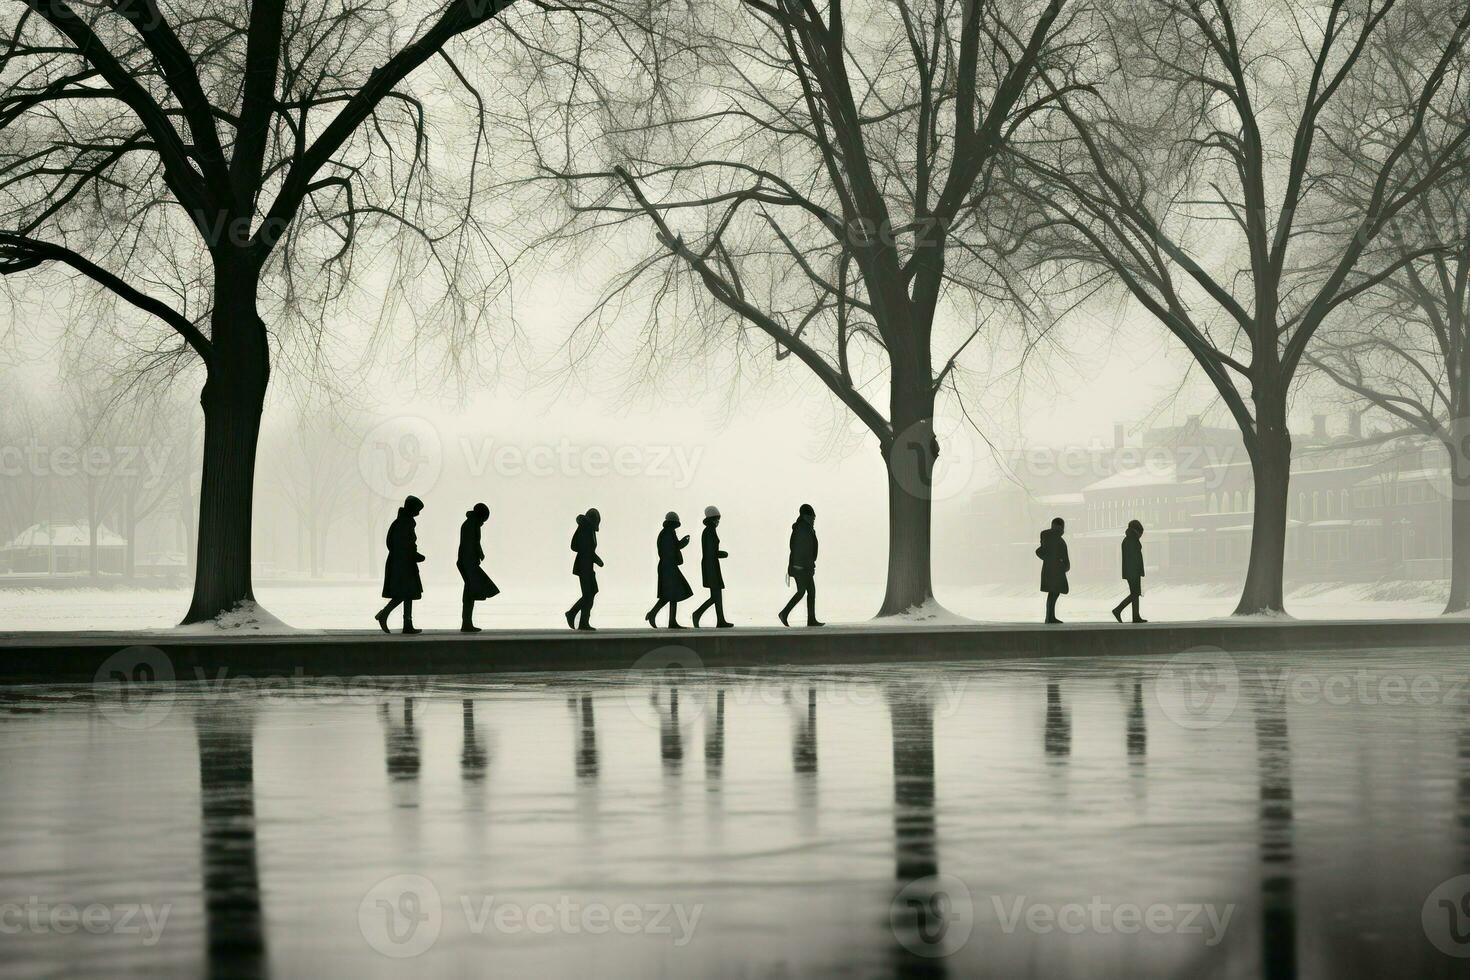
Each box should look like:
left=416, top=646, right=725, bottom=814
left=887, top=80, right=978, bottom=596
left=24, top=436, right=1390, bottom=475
left=1308, top=35, right=1470, bottom=610
left=271, top=409, right=366, bottom=578
left=513, top=0, right=1090, bottom=614
left=0, top=0, right=524, bottom=621
left=1017, top=0, right=1470, bottom=614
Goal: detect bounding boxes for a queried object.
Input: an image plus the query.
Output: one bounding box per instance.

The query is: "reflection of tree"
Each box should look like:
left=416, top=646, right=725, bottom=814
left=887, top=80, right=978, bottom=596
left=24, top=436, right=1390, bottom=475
left=886, top=682, right=945, bottom=979
left=1253, top=685, right=1295, bottom=980
left=194, top=698, right=265, bottom=979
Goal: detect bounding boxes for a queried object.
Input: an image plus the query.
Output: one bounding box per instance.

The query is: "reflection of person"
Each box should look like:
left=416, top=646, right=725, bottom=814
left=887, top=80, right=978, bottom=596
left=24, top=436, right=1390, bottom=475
left=692, top=506, right=733, bottom=628
left=779, top=503, right=823, bottom=627
left=376, top=495, right=425, bottom=635
left=564, top=509, right=603, bottom=631
left=457, top=503, right=499, bottom=633
left=1111, top=520, right=1147, bottom=623
left=646, top=512, right=694, bottom=628
left=1036, top=517, right=1069, bottom=624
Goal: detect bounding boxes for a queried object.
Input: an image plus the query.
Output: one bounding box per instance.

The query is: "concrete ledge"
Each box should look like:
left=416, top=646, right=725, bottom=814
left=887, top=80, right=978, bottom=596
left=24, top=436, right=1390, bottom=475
left=1, top=618, right=1468, bottom=684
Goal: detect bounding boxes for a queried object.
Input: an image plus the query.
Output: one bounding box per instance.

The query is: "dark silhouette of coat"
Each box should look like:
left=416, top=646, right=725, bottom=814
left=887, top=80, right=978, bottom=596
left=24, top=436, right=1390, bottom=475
left=1121, top=533, right=1144, bottom=594
left=656, top=521, right=694, bottom=602
left=457, top=514, right=499, bottom=601
left=382, top=508, right=424, bottom=600
left=571, top=514, right=601, bottom=593
left=1036, top=527, right=1069, bottom=595
left=787, top=519, right=818, bottom=577
left=701, top=519, right=727, bottom=589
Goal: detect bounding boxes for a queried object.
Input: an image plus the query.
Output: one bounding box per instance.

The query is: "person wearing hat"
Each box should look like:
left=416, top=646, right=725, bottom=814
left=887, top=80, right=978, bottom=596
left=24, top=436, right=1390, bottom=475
left=692, top=505, right=733, bottom=628
left=565, top=508, right=603, bottom=631
left=645, top=511, right=694, bottom=628
left=1111, top=519, right=1147, bottom=624
left=457, top=502, right=500, bottom=632
left=376, top=494, right=426, bottom=635
left=779, top=503, right=823, bottom=627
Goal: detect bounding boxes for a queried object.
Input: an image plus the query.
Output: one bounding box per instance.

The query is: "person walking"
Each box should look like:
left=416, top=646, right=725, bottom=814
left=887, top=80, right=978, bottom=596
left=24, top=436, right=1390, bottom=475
left=692, top=506, right=733, bottom=628
left=565, top=508, right=603, bottom=631
left=646, top=511, right=694, bottom=628
left=457, top=502, right=499, bottom=632
left=1111, top=520, right=1147, bottom=624
left=779, top=503, right=823, bottom=627
left=1036, top=517, right=1069, bottom=624
left=376, top=495, right=425, bottom=635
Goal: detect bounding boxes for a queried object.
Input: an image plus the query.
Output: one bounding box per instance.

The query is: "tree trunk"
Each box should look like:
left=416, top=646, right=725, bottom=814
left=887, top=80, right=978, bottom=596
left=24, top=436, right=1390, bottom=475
left=1234, top=424, right=1291, bottom=616
left=182, top=265, right=270, bottom=624
left=878, top=398, right=937, bottom=616
left=1445, top=433, right=1470, bottom=613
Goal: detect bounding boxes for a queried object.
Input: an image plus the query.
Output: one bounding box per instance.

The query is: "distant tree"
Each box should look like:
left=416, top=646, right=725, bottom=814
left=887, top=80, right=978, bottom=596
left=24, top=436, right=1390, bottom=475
left=514, top=0, right=1090, bottom=614
left=0, top=0, right=523, bottom=621
left=1017, top=0, right=1470, bottom=614
left=272, top=410, right=366, bottom=578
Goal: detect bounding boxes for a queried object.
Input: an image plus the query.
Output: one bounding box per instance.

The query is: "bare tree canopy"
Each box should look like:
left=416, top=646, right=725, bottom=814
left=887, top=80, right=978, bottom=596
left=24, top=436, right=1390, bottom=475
left=1016, top=0, right=1470, bottom=613
left=509, top=0, right=1093, bottom=613
left=0, top=0, right=525, bottom=621
left=1308, top=27, right=1470, bottom=610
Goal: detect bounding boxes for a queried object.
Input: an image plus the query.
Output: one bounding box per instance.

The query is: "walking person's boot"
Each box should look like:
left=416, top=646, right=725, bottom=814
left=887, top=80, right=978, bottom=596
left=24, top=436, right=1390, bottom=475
left=461, top=600, right=480, bottom=633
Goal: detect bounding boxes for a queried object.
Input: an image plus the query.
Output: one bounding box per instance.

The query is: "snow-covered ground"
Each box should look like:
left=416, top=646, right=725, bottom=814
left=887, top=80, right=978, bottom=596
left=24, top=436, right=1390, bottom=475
left=0, top=578, right=1450, bottom=632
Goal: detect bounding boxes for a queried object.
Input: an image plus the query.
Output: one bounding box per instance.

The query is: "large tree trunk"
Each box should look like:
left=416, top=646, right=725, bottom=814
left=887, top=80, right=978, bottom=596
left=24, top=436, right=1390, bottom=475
left=1446, top=433, right=1470, bottom=613
left=182, top=266, right=270, bottom=624
left=1235, top=423, right=1292, bottom=616
left=878, top=394, right=937, bottom=616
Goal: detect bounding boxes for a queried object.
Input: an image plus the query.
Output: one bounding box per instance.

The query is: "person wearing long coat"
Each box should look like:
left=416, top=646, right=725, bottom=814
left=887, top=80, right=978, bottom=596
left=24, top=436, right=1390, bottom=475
left=646, top=511, right=694, bottom=629
left=1036, top=517, right=1070, bottom=624
left=692, top=505, right=733, bottom=628
left=779, top=503, right=823, bottom=627
left=376, top=495, right=425, bottom=635
left=1111, top=520, right=1147, bottom=624
left=457, top=502, right=500, bottom=633
left=565, top=508, right=603, bottom=631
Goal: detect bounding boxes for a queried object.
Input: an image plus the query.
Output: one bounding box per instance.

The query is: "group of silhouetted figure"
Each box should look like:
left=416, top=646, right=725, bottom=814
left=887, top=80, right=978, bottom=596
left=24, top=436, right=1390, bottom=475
left=373, top=496, right=823, bottom=634
left=372, top=496, right=1147, bottom=633
left=1036, top=516, right=1148, bottom=624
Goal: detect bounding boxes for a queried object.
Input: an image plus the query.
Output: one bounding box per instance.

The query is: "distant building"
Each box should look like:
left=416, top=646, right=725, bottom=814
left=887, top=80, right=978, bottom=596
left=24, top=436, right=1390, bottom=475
left=0, top=522, right=127, bottom=575
left=971, top=414, right=1446, bottom=585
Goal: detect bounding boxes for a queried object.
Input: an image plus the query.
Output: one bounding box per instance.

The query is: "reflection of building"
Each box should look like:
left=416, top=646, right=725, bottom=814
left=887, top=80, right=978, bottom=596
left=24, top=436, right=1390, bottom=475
left=972, top=415, right=1447, bottom=584
left=0, top=522, right=125, bottom=574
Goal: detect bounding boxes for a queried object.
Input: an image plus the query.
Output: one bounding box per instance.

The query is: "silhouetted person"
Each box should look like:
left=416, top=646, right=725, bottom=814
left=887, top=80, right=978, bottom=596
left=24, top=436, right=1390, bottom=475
left=646, top=511, right=694, bottom=628
left=1111, top=519, right=1147, bottom=623
left=457, top=502, right=499, bottom=632
left=1035, top=516, right=1069, bottom=624
left=779, top=503, right=823, bottom=627
left=564, top=508, right=603, bottom=631
left=376, top=495, right=425, bottom=634
left=692, top=505, right=733, bottom=628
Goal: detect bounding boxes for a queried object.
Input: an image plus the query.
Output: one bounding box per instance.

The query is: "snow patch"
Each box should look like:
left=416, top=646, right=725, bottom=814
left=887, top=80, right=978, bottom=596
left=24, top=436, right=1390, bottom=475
left=1214, top=608, right=1298, bottom=623
left=167, top=601, right=294, bottom=634
left=869, top=599, right=977, bottom=627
